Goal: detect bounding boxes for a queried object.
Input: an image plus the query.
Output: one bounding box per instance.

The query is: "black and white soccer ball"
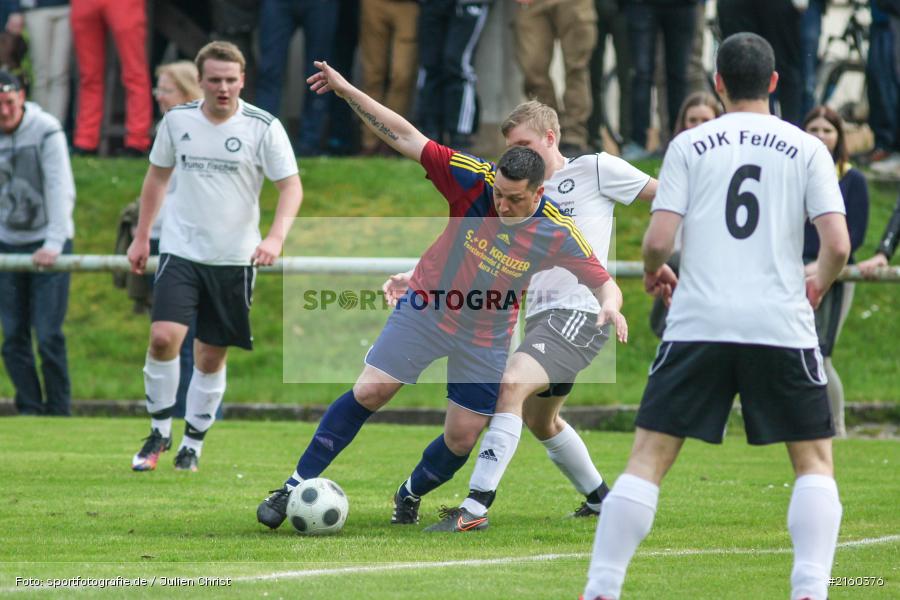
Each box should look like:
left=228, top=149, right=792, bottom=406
left=286, top=478, right=349, bottom=535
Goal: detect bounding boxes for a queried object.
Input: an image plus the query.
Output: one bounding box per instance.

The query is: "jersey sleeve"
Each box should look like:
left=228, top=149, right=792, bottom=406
left=805, top=142, right=845, bottom=220
left=259, top=118, right=299, bottom=182
left=651, top=138, right=689, bottom=216
left=596, top=152, right=652, bottom=205
left=149, top=114, right=176, bottom=168
left=551, top=221, right=611, bottom=289
left=420, top=140, right=492, bottom=209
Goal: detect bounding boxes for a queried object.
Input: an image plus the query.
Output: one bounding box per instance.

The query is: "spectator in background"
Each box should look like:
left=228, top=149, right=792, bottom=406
left=620, top=0, right=697, bottom=162
left=718, top=0, right=803, bottom=125
left=148, top=61, right=202, bottom=420
left=70, top=0, right=152, bottom=155
left=256, top=0, right=339, bottom=156
left=209, top=0, right=258, bottom=103
left=799, top=0, right=826, bottom=118
left=7, top=1, right=70, bottom=125
left=326, top=0, right=360, bottom=156
left=866, top=0, right=900, bottom=173
left=648, top=90, right=721, bottom=338
left=0, top=71, right=75, bottom=416
left=858, top=194, right=900, bottom=276
left=359, top=0, right=418, bottom=156
left=588, top=0, right=630, bottom=152
left=802, top=106, right=869, bottom=438
left=514, top=0, right=597, bottom=155
left=417, top=0, right=490, bottom=153
left=2, top=4, right=29, bottom=88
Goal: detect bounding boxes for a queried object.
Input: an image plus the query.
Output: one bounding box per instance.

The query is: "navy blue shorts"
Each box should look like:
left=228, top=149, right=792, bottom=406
left=364, top=302, right=507, bottom=415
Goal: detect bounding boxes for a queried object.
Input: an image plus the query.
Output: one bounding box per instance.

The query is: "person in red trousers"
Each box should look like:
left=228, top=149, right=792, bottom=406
left=70, top=0, right=151, bottom=155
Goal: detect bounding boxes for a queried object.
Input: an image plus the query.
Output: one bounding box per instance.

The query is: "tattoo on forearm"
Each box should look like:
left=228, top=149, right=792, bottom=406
left=347, top=97, right=399, bottom=141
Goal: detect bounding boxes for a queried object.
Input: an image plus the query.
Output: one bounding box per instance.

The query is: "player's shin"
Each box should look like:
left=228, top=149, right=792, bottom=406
left=461, top=412, right=523, bottom=517
left=292, top=389, right=374, bottom=481
left=407, top=434, right=470, bottom=498
left=542, top=423, right=608, bottom=509
left=584, top=474, right=659, bottom=600
left=181, top=366, right=226, bottom=451
left=144, top=353, right=179, bottom=437
left=788, top=474, right=842, bottom=600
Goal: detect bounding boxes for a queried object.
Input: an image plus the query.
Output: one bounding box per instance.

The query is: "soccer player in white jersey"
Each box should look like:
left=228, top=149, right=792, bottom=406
left=582, top=33, right=850, bottom=600
left=417, top=101, right=660, bottom=531
left=127, top=41, right=303, bottom=472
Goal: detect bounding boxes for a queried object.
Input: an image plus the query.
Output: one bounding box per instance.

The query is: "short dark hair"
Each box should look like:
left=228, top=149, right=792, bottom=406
left=0, top=70, right=23, bottom=93
left=715, top=33, right=775, bottom=102
left=496, top=146, right=544, bottom=190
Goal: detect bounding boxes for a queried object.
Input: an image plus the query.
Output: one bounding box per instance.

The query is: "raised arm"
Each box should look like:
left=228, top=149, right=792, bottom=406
left=307, top=60, right=428, bottom=161
left=253, top=174, right=303, bottom=266
left=127, top=164, right=174, bottom=273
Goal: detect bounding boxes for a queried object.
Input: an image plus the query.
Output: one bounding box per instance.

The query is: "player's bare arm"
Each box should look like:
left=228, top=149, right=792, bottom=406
left=252, top=174, right=303, bottom=266
left=642, top=209, right=682, bottom=302
left=127, top=164, right=174, bottom=274
left=636, top=177, right=658, bottom=202
left=307, top=60, right=428, bottom=161
left=806, top=212, right=851, bottom=309
left=592, top=279, right=628, bottom=343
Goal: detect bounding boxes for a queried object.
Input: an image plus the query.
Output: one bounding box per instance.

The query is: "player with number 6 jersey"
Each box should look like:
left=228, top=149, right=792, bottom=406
left=583, top=33, right=851, bottom=600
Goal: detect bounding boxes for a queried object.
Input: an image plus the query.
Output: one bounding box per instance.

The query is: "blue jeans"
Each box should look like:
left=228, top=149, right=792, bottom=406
left=256, top=0, right=340, bottom=154
left=0, top=239, right=72, bottom=415
left=799, top=0, right=824, bottom=118
left=626, top=2, right=696, bottom=147
left=867, top=21, right=899, bottom=151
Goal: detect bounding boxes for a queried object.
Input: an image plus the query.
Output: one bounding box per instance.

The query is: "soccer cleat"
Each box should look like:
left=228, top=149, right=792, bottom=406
left=423, top=506, right=488, bottom=532
left=391, top=492, right=420, bottom=525
left=173, top=447, right=199, bottom=472
left=131, top=428, right=172, bottom=471
left=570, top=501, right=601, bottom=518
left=256, top=486, right=291, bottom=529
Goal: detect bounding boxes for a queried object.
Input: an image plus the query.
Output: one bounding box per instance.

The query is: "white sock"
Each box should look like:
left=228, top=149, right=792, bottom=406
left=467, top=412, right=523, bottom=497
left=143, top=354, right=179, bottom=437
left=789, top=474, right=842, bottom=600
left=542, top=424, right=604, bottom=496
left=184, top=366, right=226, bottom=435
left=180, top=435, right=203, bottom=456
left=584, top=474, right=659, bottom=600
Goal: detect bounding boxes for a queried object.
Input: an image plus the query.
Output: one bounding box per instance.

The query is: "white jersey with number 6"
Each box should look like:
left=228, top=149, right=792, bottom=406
left=654, top=112, right=845, bottom=348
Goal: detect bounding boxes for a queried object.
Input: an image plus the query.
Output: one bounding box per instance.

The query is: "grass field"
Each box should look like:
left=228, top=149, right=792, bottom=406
left=1, top=418, right=898, bottom=599
left=0, top=156, right=896, bottom=407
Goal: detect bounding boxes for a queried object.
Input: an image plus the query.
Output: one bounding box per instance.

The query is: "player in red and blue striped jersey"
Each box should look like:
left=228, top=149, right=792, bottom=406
left=257, top=61, right=628, bottom=530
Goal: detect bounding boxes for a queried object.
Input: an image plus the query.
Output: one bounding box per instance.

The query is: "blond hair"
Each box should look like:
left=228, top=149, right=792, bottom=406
left=195, top=41, right=245, bottom=77
left=501, top=101, right=560, bottom=140
left=155, top=61, right=202, bottom=101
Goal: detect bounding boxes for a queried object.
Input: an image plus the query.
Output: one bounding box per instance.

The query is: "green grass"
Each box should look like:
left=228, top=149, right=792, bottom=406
left=0, top=417, right=898, bottom=598
left=0, top=156, right=897, bottom=406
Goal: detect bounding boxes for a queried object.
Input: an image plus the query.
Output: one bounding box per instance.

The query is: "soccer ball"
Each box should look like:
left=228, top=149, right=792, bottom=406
left=286, top=478, right=349, bottom=535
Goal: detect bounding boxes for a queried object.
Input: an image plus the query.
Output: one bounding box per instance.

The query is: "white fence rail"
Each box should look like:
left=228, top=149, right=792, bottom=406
left=0, top=255, right=898, bottom=281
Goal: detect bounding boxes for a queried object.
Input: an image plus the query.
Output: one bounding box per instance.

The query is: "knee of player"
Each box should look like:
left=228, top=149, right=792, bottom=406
left=443, top=427, right=480, bottom=455
left=351, top=381, right=393, bottom=410
left=148, top=324, right=183, bottom=357
left=497, top=377, right=536, bottom=406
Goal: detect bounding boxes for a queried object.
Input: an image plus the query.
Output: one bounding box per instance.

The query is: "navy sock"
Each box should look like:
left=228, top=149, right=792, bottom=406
left=408, top=435, right=470, bottom=497
left=294, top=390, right=373, bottom=480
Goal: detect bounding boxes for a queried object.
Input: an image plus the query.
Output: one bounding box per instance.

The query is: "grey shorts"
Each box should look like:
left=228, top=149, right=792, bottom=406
left=516, top=309, right=610, bottom=396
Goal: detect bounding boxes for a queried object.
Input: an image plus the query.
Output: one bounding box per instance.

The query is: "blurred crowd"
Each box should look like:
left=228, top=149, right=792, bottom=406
left=0, top=0, right=896, bottom=166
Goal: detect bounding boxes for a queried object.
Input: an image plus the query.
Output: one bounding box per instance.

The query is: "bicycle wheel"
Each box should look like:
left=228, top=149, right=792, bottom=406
left=816, top=60, right=868, bottom=125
